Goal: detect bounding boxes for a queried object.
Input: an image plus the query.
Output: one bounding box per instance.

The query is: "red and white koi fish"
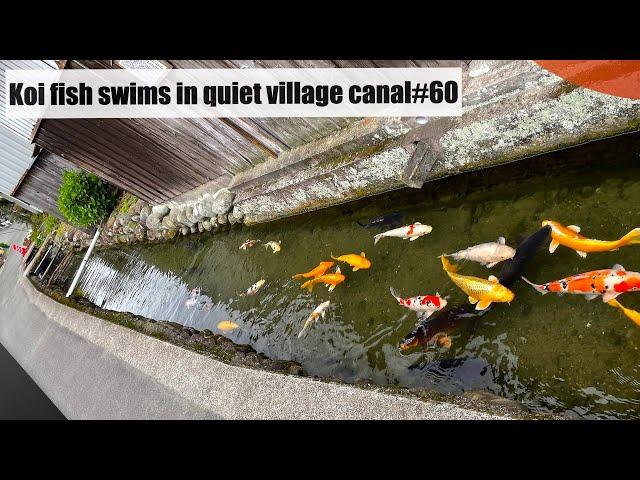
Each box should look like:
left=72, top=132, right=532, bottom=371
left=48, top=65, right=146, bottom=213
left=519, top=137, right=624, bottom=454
left=373, top=222, right=432, bottom=245
left=390, top=287, right=447, bottom=318
left=522, top=264, right=640, bottom=303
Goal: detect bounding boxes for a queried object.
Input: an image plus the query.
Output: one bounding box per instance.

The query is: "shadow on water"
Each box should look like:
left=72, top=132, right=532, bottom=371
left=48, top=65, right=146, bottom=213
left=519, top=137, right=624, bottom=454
left=70, top=131, right=640, bottom=419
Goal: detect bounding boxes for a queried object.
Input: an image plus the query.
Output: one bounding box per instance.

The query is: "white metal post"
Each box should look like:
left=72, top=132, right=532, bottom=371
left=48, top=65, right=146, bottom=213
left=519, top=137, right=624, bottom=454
left=65, top=228, right=101, bottom=298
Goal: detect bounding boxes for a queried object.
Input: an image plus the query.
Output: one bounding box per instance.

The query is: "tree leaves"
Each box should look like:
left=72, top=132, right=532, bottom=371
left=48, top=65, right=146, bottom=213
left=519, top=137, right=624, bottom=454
left=57, top=170, right=117, bottom=227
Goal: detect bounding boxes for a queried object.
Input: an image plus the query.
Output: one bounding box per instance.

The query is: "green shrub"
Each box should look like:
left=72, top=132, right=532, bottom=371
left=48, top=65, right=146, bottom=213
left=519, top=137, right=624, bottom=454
left=57, top=170, right=116, bottom=227
left=28, top=213, right=59, bottom=246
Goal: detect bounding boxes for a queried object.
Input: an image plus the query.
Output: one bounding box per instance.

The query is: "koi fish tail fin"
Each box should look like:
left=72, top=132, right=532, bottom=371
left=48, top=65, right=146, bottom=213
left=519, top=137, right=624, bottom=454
left=389, top=287, right=401, bottom=301
left=440, top=255, right=458, bottom=273
left=297, top=323, right=310, bottom=338
left=301, top=281, right=314, bottom=292
left=374, top=233, right=384, bottom=245
left=521, top=276, right=547, bottom=295
left=330, top=253, right=339, bottom=261
left=291, top=274, right=303, bottom=280
left=620, top=227, right=640, bottom=245
left=606, top=298, right=623, bottom=310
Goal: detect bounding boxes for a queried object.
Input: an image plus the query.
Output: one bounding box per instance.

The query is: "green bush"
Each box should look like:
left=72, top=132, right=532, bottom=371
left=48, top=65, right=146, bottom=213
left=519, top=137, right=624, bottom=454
left=28, top=213, right=59, bottom=246
left=57, top=170, right=116, bottom=227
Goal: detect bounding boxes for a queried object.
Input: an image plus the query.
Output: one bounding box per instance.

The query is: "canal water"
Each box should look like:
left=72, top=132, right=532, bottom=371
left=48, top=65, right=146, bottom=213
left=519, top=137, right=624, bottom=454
left=69, top=133, right=640, bottom=419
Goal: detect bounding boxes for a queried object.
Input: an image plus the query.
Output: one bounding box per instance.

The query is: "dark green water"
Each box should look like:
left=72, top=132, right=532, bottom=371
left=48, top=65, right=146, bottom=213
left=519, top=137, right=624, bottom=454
left=72, top=133, right=640, bottom=419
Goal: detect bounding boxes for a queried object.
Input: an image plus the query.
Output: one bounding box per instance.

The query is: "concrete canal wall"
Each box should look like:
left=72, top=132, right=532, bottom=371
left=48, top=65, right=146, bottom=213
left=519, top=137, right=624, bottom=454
left=0, top=234, right=512, bottom=419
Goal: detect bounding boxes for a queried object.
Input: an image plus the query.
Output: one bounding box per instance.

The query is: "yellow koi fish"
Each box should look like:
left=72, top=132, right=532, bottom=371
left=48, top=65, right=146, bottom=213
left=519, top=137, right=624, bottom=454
left=292, top=261, right=335, bottom=280
left=331, top=252, right=371, bottom=271
left=607, top=299, right=640, bottom=327
left=300, top=267, right=345, bottom=292
left=440, top=255, right=515, bottom=310
left=543, top=220, right=640, bottom=258
left=217, top=320, right=239, bottom=331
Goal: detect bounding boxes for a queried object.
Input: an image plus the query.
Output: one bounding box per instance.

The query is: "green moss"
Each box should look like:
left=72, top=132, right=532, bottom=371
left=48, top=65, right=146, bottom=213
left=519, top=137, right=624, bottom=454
left=115, top=193, right=139, bottom=215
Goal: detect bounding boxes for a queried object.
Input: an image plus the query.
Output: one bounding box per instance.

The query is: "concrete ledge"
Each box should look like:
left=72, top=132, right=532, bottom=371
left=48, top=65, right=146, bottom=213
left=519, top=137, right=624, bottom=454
left=227, top=60, right=640, bottom=225
left=8, top=265, right=508, bottom=419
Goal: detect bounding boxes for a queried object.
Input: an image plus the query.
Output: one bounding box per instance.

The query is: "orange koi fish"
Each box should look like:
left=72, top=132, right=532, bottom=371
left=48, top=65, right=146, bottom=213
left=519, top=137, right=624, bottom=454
left=522, top=263, right=640, bottom=302
left=331, top=252, right=371, bottom=271
left=441, top=256, right=514, bottom=310
left=300, top=267, right=345, bottom=292
left=543, top=220, right=640, bottom=258
left=292, top=261, right=335, bottom=280
left=607, top=299, right=640, bottom=327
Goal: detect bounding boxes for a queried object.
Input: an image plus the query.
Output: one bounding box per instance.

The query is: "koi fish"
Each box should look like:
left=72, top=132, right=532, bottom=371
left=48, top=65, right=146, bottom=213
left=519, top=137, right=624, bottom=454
left=606, top=299, right=640, bottom=327
left=185, top=287, right=201, bottom=309
left=292, top=261, right=335, bottom=280
left=217, top=320, right=239, bottom=331
left=401, top=226, right=551, bottom=352
left=444, top=237, right=516, bottom=268
left=389, top=287, right=447, bottom=318
left=373, top=222, right=432, bottom=245
left=441, top=255, right=515, bottom=310
left=263, top=241, right=281, bottom=253
left=543, top=220, right=640, bottom=257
left=357, top=211, right=404, bottom=229
left=240, top=279, right=266, bottom=296
left=331, top=252, right=371, bottom=271
left=300, top=267, right=345, bottom=292
left=239, top=239, right=261, bottom=250
left=521, top=263, right=640, bottom=302
left=297, top=301, right=330, bottom=338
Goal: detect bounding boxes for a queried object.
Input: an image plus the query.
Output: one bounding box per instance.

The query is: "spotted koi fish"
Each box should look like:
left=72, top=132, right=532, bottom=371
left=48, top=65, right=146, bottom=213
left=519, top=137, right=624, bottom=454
left=522, top=264, right=640, bottom=302
left=239, top=279, right=266, bottom=297
left=543, top=220, right=640, bottom=258
left=373, top=222, right=432, bottom=245
left=263, top=241, right=281, bottom=253
left=292, top=261, right=335, bottom=280
left=239, top=239, right=261, bottom=250
left=390, top=287, right=447, bottom=318
left=298, top=301, right=331, bottom=338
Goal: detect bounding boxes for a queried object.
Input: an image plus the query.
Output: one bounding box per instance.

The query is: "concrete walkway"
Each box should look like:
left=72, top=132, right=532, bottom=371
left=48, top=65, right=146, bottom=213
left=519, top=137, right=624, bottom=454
left=0, top=226, right=506, bottom=419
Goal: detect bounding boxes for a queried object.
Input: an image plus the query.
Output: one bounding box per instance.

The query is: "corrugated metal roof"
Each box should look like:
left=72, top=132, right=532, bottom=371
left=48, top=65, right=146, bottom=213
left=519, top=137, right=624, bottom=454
left=0, top=59, right=57, bottom=140
left=0, top=125, right=36, bottom=195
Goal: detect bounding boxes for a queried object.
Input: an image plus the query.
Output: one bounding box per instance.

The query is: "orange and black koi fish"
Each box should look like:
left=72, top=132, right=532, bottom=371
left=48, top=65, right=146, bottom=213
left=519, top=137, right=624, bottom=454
left=522, top=264, right=640, bottom=303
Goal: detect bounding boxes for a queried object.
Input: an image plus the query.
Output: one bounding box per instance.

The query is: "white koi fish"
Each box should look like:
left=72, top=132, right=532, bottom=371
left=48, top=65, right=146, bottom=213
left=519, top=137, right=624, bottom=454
left=390, top=287, right=447, bottom=318
left=298, top=301, right=330, bottom=338
left=444, top=237, right=516, bottom=268
left=185, top=287, right=201, bottom=309
left=374, top=222, right=432, bottom=245
left=264, top=241, right=281, bottom=253
left=239, top=239, right=261, bottom=250
left=240, top=279, right=266, bottom=297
